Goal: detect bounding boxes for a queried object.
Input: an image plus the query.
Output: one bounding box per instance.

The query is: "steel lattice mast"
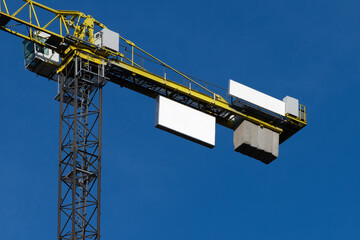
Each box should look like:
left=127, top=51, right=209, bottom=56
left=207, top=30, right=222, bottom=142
left=58, top=57, right=106, bottom=239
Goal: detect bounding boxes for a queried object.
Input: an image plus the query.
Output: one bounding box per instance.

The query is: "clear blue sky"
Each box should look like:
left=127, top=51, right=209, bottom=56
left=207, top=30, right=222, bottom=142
left=1, top=0, right=360, bottom=239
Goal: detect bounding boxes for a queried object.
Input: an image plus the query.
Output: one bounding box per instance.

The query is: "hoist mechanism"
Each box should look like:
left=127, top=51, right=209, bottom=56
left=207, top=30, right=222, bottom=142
left=0, top=0, right=307, bottom=239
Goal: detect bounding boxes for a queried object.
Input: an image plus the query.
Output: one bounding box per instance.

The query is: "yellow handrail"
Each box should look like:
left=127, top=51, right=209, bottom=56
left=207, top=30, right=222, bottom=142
left=118, top=34, right=219, bottom=99
left=299, top=104, right=307, bottom=122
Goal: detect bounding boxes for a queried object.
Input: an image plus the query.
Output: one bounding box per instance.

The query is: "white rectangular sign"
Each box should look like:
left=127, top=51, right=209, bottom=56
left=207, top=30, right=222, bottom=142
left=155, top=96, right=216, bottom=148
left=229, top=79, right=285, bottom=116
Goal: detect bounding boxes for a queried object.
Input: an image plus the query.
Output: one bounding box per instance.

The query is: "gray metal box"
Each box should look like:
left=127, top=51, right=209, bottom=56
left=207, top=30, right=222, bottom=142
left=94, top=28, right=119, bottom=52
left=283, top=96, right=299, bottom=117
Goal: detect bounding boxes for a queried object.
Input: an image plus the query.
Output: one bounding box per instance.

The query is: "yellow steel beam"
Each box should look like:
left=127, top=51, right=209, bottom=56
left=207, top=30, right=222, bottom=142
left=31, top=2, right=40, bottom=27
left=0, top=11, right=64, bottom=39
left=0, top=0, right=304, bottom=136
left=56, top=47, right=282, bottom=133
left=285, top=114, right=307, bottom=126
left=0, top=0, right=106, bottom=44
left=0, top=24, right=46, bottom=47
left=2, top=0, right=9, bottom=14
left=21, top=0, right=84, bottom=17
left=118, top=35, right=222, bottom=101
left=111, top=60, right=283, bottom=133
left=22, top=0, right=58, bottom=14
left=12, top=1, right=29, bottom=17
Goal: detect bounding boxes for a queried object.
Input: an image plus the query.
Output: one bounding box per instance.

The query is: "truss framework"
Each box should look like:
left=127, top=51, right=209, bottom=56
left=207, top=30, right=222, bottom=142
left=106, top=61, right=305, bottom=143
left=0, top=0, right=306, bottom=139
left=58, top=56, right=106, bottom=240
left=0, top=1, right=308, bottom=237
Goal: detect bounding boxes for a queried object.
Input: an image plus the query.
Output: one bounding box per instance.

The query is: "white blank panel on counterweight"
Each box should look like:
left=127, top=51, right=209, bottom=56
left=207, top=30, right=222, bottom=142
left=155, top=95, right=216, bottom=148
left=229, top=79, right=286, bottom=116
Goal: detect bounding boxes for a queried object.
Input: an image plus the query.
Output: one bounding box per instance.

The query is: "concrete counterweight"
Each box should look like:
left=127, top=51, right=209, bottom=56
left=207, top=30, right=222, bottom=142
left=233, top=120, right=279, bottom=164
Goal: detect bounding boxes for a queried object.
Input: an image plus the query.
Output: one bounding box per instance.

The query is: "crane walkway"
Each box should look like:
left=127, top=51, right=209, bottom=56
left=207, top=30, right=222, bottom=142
left=0, top=0, right=306, bottom=144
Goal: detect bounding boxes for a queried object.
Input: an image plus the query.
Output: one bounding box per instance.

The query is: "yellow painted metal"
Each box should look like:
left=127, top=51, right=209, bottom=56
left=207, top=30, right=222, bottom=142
left=56, top=52, right=76, bottom=73
left=0, top=0, right=217, bottom=100
left=118, top=35, right=223, bottom=101
left=1, top=11, right=63, bottom=39
left=73, top=15, right=98, bottom=43
left=0, top=0, right=308, bottom=136
left=2, top=0, right=9, bottom=14
left=55, top=45, right=283, bottom=133
left=0, top=0, right=106, bottom=45
left=31, top=3, right=40, bottom=27
left=29, top=1, right=32, bottom=37
left=56, top=48, right=107, bottom=73
left=110, top=60, right=283, bottom=133
left=284, top=105, right=307, bottom=126
left=131, top=45, right=134, bottom=66
left=299, top=104, right=307, bottom=123
left=12, top=2, right=29, bottom=17
left=43, top=14, right=59, bottom=30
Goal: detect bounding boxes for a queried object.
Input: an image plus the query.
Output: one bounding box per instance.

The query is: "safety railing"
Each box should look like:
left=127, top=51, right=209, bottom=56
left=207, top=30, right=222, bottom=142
left=117, top=35, right=230, bottom=102
left=1, top=0, right=230, bottom=103
left=299, top=104, right=307, bottom=122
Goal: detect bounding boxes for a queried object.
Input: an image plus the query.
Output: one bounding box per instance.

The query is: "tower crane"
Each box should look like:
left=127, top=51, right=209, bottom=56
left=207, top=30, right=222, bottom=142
left=0, top=0, right=307, bottom=239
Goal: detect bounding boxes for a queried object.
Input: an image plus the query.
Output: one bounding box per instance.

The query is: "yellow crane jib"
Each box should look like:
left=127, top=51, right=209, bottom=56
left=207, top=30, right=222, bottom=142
left=0, top=0, right=307, bottom=164
left=0, top=1, right=309, bottom=238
